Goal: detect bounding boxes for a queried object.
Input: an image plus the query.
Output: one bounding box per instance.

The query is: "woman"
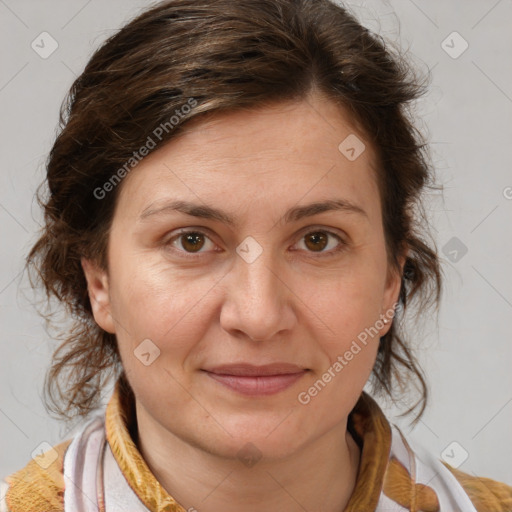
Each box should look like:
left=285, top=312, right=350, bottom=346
left=1, top=0, right=511, bottom=511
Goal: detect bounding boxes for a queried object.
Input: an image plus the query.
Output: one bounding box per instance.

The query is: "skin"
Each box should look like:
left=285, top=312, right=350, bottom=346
left=82, top=91, right=405, bottom=512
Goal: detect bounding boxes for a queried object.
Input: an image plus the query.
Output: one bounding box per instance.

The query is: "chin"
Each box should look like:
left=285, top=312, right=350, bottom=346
left=202, top=417, right=306, bottom=461
left=208, top=434, right=301, bottom=465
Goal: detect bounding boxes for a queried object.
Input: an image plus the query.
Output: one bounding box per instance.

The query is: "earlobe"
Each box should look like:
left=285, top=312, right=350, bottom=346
left=81, top=258, right=116, bottom=334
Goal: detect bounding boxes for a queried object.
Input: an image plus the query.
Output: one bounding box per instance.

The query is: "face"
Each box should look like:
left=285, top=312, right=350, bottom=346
left=83, top=92, right=404, bottom=461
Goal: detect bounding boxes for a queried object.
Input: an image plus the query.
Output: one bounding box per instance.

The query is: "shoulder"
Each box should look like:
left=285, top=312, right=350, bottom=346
left=1, top=439, right=72, bottom=512
left=442, top=461, right=512, bottom=512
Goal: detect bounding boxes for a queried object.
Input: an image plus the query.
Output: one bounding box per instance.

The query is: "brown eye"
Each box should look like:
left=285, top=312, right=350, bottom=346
left=166, top=230, right=216, bottom=257
left=296, top=229, right=346, bottom=257
left=304, top=232, right=329, bottom=252
left=179, top=232, right=206, bottom=252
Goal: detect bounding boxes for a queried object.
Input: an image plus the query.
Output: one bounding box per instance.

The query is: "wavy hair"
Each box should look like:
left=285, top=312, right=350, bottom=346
left=27, top=0, right=442, bottom=426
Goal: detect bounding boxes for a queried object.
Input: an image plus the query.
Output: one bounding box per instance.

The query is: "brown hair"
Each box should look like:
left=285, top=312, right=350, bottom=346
left=27, top=0, right=442, bottom=426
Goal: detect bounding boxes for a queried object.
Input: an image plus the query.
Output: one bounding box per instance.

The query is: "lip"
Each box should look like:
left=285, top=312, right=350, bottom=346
left=204, top=363, right=307, bottom=376
left=202, top=363, right=308, bottom=396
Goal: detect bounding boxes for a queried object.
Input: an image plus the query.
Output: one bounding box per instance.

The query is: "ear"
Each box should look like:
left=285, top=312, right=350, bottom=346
left=81, top=258, right=116, bottom=334
left=379, top=249, right=408, bottom=336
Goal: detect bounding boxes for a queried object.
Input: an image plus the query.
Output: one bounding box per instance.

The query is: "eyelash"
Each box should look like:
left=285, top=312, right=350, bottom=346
left=164, top=228, right=348, bottom=260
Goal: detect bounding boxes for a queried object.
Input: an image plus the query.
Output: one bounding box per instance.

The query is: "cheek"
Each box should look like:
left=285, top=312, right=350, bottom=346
left=108, top=267, right=207, bottom=406
left=107, top=253, right=216, bottom=364
left=301, top=257, right=386, bottom=345
left=294, top=269, right=384, bottom=417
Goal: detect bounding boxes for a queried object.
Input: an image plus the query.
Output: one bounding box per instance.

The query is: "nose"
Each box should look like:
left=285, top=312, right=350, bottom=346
left=219, top=245, right=296, bottom=342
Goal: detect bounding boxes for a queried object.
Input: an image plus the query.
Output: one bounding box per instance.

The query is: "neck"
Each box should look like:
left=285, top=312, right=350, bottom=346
left=135, top=403, right=361, bottom=512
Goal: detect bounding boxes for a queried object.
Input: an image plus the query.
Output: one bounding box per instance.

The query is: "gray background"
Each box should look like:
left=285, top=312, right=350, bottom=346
left=1, top=0, right=511, bottom=487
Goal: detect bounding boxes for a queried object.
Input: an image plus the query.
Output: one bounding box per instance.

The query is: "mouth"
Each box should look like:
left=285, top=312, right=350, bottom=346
left=201, top=363, right=309, bottom=396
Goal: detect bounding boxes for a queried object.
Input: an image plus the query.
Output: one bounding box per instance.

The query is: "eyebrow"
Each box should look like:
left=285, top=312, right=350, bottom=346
left=139, top=198, right=368, bottom=226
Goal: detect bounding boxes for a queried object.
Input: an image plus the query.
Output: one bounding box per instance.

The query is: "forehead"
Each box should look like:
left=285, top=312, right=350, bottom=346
left=114, top=94, right=382, bottom=225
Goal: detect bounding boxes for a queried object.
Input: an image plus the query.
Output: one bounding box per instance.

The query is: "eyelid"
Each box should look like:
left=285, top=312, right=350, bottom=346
left=297, top=225, right=347, bottom=241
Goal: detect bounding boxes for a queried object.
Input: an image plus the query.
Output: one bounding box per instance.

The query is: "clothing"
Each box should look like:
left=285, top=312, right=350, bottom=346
left=2, top=380, right=511, bottom=512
